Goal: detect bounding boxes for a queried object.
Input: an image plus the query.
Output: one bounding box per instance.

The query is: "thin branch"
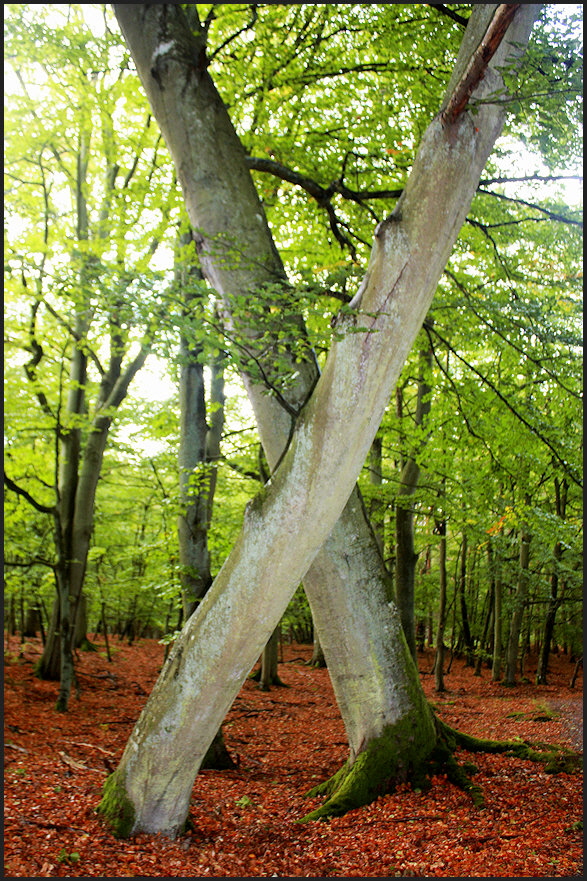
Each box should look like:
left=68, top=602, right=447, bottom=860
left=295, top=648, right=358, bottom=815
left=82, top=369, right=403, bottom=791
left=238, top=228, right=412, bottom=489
left=481, top=174, right=583, bottom=186
left=477, top=187, right=583, bottom=227
left=4, top=472, right=55, bottom=514
left=245, top=155, right=403, bottom=204
left=219, top=455, right=261, bottom=483
left=208, top=5, right=258, bottom=62
left=4, top=557, right=56, bottom=570
left=428, top=4, right=470, bottom=28
left=245, top=155, right=401, bottom=256
left=39, top=298, right=105, bottom=376
left=445, top=269, right=582, bottom=401
left=440, top=4, right=521, bottom=125
left=428, top=326, right=582, bottom=487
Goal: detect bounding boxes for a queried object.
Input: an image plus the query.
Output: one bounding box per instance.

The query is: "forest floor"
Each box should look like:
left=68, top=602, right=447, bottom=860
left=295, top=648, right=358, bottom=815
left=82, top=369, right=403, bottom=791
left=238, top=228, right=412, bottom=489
left=3, top=635, right=583, bottom=878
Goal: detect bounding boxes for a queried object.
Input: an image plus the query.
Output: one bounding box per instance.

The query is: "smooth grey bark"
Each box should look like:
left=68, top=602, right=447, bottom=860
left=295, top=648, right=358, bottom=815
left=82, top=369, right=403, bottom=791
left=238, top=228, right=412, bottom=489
left=102, top=3, right=540, bottom=836
left=111, top=0, right=412, bottom=769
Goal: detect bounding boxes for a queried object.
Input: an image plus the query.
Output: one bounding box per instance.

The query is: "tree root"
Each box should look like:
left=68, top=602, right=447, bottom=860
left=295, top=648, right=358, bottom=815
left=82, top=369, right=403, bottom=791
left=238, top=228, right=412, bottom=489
left=436, top=717, right=583, bottom=776
left=299, top=708, right=582, bottom=822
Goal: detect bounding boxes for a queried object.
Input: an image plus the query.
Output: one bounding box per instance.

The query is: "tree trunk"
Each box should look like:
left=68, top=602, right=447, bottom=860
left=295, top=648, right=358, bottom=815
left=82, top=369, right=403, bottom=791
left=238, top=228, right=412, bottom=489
left=434, top=518, right=448, bottom=693
left=177, top=272, right=215, bottom=618
left=536, top=478, right=567, bottom=685
left=505, top=509, right=532, bottom=686
left=490, top=537, right=503, bottom=682
left=100, top=3, right=540, bottom=837
left=394, top=342, right=433, bottom=660
left=458, top=532, right=475, bottom=666
left=474, top=582, right=493, bottom=676
left=259, top=626, right=284, bottom=691
left=309, top=630, right=327, bottom=668
left=36, top=125, right=151, bottom=708
left=368, top=433, right=385, bottom=555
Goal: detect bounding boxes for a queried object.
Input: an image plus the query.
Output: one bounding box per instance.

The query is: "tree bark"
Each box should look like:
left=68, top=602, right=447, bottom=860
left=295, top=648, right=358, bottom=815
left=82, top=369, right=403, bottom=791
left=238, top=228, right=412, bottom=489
left=100, top=3, right=541, bottom=837
left=177, top=270, right=215, bottom=619
left=434, top=518, right=448, bottom=693
left=395, top=342, right=433, bottom=659
left=536, top=478, right=567, bottom=685
left=505, top=506, right=532, bottom=686
left=458, top=532, right=475, bottom=666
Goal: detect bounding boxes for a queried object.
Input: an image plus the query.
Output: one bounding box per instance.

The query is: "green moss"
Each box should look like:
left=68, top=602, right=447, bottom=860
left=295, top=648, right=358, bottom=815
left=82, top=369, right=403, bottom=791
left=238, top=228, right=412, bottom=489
left=437, top=718, right=583, bottom=774
left=300, top=703, right=437, bottom=823
left=96, top=771, right=136, bottom=839
left=299, top=704, right=583, bottom=824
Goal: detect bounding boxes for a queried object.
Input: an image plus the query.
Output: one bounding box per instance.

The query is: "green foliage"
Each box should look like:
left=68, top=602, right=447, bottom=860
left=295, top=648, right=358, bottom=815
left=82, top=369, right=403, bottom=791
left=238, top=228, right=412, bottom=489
left=4, top=4, right=582, bottom=663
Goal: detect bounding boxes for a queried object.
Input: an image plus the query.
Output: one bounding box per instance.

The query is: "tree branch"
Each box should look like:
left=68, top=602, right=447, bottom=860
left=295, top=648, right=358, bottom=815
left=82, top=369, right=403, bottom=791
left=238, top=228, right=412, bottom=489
left=245, top=155, right=403, bottom=205
left=427, top=326, right=582, bottom=487
left=4, top=471, right=55, bottom=514
left=440, top=4, right=521, bottom=125
left=445, top=269, right=582, bottom=401
left=477, top=187, right=583, bottom=227
left=428, top=4, right=470, bottom=29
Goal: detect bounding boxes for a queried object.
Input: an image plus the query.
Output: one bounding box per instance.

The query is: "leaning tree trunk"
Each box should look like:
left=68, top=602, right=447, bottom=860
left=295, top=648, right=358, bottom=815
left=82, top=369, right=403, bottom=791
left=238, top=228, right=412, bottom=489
left=99, top=3, right=540, bottom=837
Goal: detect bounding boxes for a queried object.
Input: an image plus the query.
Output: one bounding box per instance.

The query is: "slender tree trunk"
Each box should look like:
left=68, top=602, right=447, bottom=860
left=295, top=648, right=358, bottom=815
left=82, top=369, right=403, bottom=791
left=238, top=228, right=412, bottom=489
left=177, top=275, right=214, bottom=618
left=394, top=342, right=433, bottom=660
left=434, top=518, right=448, bottom=693
left=536, top=478, right=567, bottom=685
left=474, top=582, right=493, bottom=676
left=100, top=3, right=540, bottom=837
left=505, top=508, right=531, bottom=686
left=458, top=532, right=475, bottom=666
left=259, top=626, right=284, bottom=691
left=491, top=538, right=503, bottom=682
left=309, top=630, right=327, bottom=668
left=368, top=433, right=385, bottom=555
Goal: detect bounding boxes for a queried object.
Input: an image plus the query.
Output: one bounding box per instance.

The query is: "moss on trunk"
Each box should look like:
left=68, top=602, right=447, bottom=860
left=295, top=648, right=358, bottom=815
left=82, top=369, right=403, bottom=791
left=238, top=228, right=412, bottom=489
left=97, top=771, right=136, bottom=839
left=300, top=708, right=582, bottom=822
left=300, top=704, right=438, bottom=822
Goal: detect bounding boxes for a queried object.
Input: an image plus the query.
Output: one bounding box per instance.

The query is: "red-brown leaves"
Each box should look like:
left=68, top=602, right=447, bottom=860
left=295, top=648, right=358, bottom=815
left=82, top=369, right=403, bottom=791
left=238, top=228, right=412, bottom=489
left=4, top=637, right=582, bottom=877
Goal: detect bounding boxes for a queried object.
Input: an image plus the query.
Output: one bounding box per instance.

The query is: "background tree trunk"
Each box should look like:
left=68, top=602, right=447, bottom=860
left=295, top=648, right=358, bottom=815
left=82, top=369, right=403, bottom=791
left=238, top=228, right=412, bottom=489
left=505, top=505, right=532, bottom=686
left=536, top=478, right=567, bottom=685
left=434, top=518, right=448, bottom=693
left=395, top=342, right=433, bottom=659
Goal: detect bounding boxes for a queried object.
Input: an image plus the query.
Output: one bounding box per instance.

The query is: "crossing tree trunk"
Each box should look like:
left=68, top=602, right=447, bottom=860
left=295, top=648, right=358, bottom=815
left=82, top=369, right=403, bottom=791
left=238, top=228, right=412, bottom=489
left=99, top=3, right=541, bottom=837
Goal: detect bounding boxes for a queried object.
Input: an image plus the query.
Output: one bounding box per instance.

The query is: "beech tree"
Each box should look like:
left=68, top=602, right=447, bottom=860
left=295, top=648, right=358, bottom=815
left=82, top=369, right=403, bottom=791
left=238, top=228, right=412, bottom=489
left=92, top=4, right=555, bottom=838
left=3, top=6, right=182, bottom=709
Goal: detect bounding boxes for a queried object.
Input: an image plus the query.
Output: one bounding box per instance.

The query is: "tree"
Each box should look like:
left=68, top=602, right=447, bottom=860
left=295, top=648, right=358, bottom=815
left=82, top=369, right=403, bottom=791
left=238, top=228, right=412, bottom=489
left=95, top=4, right=546, bottom=838
left=3, top=5, right=179, bottom=709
